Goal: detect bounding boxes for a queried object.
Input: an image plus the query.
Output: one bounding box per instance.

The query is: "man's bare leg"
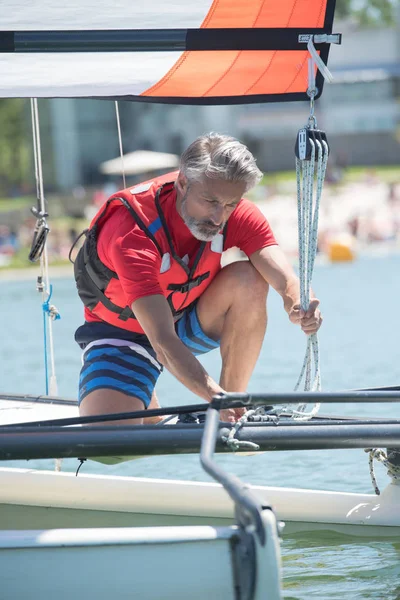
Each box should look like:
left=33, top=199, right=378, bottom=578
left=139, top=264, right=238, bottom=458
left=196, top=261, right=268, bottom=394
left=79, top=389, right=145, bottom=425
left=79, top=388, right=163, bottom=425
left=142, top=390, right=164, bottom=424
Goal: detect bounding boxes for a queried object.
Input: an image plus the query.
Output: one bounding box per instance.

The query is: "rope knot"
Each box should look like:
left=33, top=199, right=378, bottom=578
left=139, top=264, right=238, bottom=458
left=42, top=284, right=61, bottom=320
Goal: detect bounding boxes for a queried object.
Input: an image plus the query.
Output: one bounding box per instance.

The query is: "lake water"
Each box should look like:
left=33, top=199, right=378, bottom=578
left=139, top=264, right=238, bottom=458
left=1, top=255, right=400, bottom=599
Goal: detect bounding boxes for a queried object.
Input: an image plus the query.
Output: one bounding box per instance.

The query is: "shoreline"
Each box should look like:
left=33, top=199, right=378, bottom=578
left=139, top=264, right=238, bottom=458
left=0, top=264, right=73, bottom=282
left=1, top=246, right=400, bottom=283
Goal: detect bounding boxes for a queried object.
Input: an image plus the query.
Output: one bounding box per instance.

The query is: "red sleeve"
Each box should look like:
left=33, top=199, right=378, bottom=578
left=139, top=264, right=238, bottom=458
left=97, top=207, right=163, bottom=306
left=224, top=198, right=277, bottom=257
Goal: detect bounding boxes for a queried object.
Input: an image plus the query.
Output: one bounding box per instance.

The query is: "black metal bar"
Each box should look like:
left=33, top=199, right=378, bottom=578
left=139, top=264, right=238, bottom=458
left=1, top=422, right=400, bottom=461
left=200, top=407, right=268, bottom=545
left=250, top=418, right=400, bottom=426
left=212, top=391, right=400, bottom=410
left=355, top=385, right=400, bottom=392
left=0, top=402, right=209, bottom=429
left=1, top=385, right=397, bottom=410
left=0, top=28, right=334, bottom=53
left=2, top=389, right=400, bottom=429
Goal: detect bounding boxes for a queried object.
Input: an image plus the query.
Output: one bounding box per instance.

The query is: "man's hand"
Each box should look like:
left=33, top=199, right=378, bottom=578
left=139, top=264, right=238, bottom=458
left=289, top=298, right=323, bottom=335
left=220, top=407, right=246, bottom=423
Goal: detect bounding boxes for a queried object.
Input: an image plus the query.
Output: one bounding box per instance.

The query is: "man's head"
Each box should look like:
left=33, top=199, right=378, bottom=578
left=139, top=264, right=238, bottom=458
left=175, top=133, right=262, bottom=241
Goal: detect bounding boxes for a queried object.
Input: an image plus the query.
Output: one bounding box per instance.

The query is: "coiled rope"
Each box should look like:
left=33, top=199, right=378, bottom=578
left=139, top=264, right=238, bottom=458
left=364, top=448, right=400, bottom=495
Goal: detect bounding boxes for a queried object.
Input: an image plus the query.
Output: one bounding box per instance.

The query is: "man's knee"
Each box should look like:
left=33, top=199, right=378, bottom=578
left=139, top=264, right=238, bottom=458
left=220, top=260, right=269, bottom=301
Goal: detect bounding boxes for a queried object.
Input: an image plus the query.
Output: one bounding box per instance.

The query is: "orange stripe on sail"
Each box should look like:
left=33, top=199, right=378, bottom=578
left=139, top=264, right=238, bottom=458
left=142, top=0, right=327, bottom=98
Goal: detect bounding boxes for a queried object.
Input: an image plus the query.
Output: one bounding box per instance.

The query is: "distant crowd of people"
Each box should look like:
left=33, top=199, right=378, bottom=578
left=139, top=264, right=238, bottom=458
left=1, top=175, right=400, bottom=268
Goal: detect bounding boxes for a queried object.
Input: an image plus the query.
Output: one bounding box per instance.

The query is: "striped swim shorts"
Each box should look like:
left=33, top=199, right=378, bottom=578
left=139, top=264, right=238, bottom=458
left=78, top=302, right=220, bottom=408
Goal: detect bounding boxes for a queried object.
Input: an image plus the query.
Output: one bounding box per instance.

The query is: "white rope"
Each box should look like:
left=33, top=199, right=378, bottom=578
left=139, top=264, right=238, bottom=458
left=290, top=137, right=328, bottom=420
left=364, top=448, right=400, bottom=495
left=223, top=134, right=327, bottom=438
left=221, top=410, right=259, bottom=451
left=278, top=55, right=329, bottom=421
left=115, top=101, right=126, bottom=189
left=221, top=408, right=278, bottom=452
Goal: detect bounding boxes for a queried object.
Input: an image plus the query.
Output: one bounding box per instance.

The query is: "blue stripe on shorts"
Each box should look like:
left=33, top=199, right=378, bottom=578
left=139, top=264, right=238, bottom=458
left=78, top=304, right=218, bottom=406
left=79, top=344, right=162, bottom=407
left=175, top=303, right=220, bottom=356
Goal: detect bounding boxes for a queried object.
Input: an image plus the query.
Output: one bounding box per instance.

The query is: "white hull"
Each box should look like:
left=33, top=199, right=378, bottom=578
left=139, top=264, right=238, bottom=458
left=0, top=518, right=281, bottom=600
left=0, top=468, right=399, bottom=537
left=1, top=398, right=399, bottom=537
left=0, top=398, right=78, bottom=425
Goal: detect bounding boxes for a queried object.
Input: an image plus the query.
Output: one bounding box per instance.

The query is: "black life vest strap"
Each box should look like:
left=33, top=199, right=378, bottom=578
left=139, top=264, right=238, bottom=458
left=167, top=271, right=210, bottom=294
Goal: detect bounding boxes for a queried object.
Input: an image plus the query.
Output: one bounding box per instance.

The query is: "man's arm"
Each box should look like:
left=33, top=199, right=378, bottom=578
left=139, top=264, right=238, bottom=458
left=132, top=295, right=240, bottom=420
left=250, top=245, right=322, bottom=334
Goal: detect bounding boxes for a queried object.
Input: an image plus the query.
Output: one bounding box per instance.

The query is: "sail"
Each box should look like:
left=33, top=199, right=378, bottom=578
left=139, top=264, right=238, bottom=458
left=1, top=0, right=338, bottom=104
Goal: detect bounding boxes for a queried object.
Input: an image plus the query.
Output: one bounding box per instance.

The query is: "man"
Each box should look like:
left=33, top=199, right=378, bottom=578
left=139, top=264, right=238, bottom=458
left=74, top=133, right=322, bottom=425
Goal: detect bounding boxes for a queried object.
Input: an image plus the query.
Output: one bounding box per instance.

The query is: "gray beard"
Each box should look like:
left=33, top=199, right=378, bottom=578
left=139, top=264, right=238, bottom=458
left=180, top=196, right=223, bottom=242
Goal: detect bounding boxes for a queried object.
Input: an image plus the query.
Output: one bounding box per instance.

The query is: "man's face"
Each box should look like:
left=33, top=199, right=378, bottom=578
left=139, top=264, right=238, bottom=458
left=177, top=175, right=246, bottom=241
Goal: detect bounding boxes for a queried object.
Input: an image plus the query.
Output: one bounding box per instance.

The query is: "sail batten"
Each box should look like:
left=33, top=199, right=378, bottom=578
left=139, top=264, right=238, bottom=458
left=2, top=28, right=333, bottom=54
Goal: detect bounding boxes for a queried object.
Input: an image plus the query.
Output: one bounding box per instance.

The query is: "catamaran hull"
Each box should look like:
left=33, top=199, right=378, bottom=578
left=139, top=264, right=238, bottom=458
left=0, top=468, right=399, bottom=537
left=0, top=517, right=281, bottom=600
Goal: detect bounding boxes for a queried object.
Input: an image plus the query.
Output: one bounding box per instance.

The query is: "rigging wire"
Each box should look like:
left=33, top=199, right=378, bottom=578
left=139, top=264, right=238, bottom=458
left=30, top=98, right=60, bottom=397
left=115, top=101, right=126, bottom=189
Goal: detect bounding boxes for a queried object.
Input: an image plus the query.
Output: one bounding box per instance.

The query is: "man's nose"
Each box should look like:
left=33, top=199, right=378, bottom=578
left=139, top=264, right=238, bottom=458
left=210, top=205, right=224, bottom=226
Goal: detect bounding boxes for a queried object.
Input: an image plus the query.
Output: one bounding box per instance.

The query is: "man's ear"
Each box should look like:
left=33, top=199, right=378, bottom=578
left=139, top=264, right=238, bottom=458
left=176, top=172, right=188, bottom=196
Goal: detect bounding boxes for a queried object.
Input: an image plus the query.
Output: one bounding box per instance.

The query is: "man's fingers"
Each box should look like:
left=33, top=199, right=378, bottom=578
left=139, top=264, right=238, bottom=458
left=234, top=408, right=246, bottom=419
left=220, top=409, right=236, bottom=423
left=305, top=298, right=320, bottom=318
left=301, top=315, right=323, bottom=334
left=220, top=407, right=246, bottom=423
left=302, top=324, right=318, bottom=334
left=289, top=305, right=304, bottom=323
left=301, top=312, right=321, bottom=326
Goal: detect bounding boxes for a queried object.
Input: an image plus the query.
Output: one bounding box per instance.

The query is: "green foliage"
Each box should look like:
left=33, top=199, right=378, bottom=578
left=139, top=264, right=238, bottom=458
left=335, top=0, right=397, bottom=26
left=0, top=99, right=32, bottom=195
left=0, top=196, right=34, bottom=213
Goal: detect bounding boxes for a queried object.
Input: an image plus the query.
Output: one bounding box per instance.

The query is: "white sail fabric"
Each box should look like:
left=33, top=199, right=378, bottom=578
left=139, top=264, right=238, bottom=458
left=2, top=1, right=213, bottom=30
left=1, top=0, right=212, bottom=98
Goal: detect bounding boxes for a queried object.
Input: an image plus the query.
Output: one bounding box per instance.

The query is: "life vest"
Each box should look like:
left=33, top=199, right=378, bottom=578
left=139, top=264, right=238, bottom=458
left=74, top=173, right=225, bottom=334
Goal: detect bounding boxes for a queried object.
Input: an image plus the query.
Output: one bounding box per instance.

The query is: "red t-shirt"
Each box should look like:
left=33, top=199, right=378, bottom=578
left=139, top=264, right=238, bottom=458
left=85, top=188, right=276, bottom=323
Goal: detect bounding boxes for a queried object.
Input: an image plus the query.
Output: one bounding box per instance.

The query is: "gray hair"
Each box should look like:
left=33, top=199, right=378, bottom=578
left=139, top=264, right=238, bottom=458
left=179, top=133, right=263, bottom=192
